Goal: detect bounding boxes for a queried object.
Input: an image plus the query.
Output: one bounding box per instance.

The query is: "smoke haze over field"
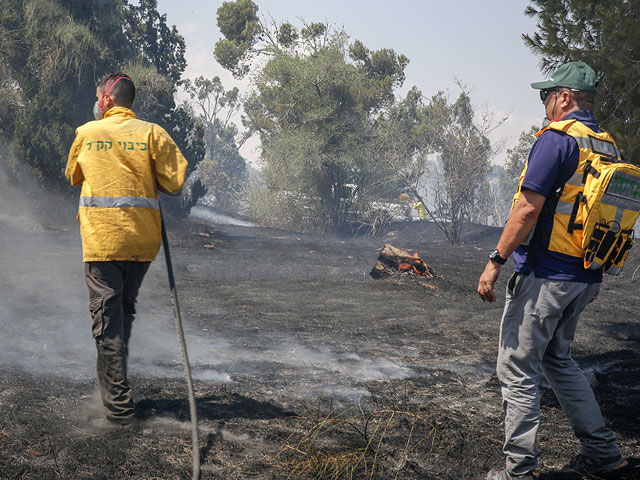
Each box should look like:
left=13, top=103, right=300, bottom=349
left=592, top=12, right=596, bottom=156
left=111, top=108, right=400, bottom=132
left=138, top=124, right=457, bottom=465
left=1, top=224, right=413, bottom=391
left=1, top=159, right=93, bottom=379
left=190, top=205, right=255, bottom=227
left=1, top=165, right=415, bottom=399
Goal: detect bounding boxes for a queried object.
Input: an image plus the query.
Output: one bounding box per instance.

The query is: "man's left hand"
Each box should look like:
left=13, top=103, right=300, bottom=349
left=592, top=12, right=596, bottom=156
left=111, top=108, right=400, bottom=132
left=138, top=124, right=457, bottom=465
left=478, top=260, right=501, bottom=303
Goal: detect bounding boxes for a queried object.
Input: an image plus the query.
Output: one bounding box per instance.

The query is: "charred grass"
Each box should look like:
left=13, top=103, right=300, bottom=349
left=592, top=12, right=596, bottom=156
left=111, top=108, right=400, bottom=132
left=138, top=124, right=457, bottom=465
left=2, top=218, right=640, bottom=479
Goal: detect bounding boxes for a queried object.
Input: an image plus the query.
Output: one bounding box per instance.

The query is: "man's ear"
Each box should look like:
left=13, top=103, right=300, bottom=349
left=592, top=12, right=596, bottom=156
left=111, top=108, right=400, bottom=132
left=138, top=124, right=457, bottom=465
left=560, top=90, right=573, bottom=108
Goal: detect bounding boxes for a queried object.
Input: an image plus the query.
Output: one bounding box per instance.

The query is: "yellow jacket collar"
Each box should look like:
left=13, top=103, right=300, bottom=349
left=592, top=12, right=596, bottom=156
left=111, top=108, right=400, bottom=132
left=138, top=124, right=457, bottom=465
left=103, top=106, right=137, bottom=119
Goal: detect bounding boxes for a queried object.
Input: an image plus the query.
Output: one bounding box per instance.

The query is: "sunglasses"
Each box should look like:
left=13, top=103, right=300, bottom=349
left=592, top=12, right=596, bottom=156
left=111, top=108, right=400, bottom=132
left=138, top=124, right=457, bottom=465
left=539, top=88, right=559, bottom=102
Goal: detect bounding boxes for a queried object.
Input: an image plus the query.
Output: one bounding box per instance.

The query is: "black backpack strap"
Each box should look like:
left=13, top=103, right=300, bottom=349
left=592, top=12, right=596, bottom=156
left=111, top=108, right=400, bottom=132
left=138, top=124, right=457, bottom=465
left=567, top=193, right=586, bottom=233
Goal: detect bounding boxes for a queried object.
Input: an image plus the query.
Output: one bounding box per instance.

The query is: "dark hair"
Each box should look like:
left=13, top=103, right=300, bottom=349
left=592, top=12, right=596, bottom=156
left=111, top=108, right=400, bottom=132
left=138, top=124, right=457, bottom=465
left=572, top=90, right=595, bottom=111
left=97, top=72, right=135, bottom=107
left=558, top=87, right=595, bottom=111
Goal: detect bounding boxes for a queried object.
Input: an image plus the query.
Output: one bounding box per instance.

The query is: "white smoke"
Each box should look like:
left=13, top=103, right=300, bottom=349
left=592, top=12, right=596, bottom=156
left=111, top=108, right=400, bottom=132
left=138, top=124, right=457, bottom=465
left=0, top=223, right=415, bottom=399
left=189, top=205, right=255, bottom=227
left=0, top=154, right=415, bottom=401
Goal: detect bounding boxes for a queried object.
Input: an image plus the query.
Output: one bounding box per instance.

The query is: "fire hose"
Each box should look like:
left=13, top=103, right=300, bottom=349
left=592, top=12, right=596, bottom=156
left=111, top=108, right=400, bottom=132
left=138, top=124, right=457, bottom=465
left=160, top=209, right=200, bottom=480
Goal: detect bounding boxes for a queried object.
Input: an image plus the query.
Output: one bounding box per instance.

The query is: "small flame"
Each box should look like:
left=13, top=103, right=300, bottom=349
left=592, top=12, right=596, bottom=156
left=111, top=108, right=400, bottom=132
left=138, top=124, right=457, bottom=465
left=397, top=252, right=434, bottom=278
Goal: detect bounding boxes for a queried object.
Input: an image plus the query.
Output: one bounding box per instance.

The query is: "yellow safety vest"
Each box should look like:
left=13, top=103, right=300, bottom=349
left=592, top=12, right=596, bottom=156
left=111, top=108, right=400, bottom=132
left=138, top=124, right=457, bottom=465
left=512, top=119, right=622, bottom=259
left=65, top=107, right=188, bottom=262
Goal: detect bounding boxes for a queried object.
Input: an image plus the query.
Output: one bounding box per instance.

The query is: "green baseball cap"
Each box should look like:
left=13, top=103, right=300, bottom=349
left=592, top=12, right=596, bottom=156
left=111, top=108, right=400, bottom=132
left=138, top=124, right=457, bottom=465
left=531, top=61, right=598, bottom=94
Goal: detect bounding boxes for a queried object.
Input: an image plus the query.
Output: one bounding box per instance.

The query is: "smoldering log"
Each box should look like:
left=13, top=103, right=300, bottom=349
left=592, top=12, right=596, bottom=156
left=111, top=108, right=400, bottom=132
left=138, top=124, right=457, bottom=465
left=370, top=243, right=434, bottom=279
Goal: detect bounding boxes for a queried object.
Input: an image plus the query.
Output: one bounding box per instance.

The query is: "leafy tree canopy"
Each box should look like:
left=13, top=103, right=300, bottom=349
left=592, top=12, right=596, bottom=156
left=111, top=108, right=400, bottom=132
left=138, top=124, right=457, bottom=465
left=504, top=125, right=538, bottom=184
left=123, top=0, right=187, bottom=84
left=249, top=41, right=405, bottom=232
left=380, top=86, right=504, bottom=243
left=0, top=0, right=128, bottom=187
left=0, top=0, right=204, bottom=212
left=524, top=0, right=640, bottom=160
left=214, top=0, right=262, bottom=76
left=184, top=76, right=247, bottom=211
left=213, top=0, right=409, bottom=233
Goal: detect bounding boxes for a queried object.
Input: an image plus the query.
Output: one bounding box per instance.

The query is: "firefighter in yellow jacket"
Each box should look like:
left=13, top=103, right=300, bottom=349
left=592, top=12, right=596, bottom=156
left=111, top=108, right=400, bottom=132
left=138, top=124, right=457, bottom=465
left=413, top=201, right=427, bottom=220
left=65, top=72, right=187, bottom=426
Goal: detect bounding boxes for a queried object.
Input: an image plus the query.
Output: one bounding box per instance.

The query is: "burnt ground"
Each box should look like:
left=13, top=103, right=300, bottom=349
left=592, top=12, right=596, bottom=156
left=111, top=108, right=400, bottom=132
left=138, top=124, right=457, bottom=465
left=1, top=209, right=640, bottom=480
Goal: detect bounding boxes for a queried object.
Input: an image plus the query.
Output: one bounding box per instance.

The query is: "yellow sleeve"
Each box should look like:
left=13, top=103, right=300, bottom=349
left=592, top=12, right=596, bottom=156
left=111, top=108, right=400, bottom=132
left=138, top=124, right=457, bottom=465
left=150, top=125, right=188, bottom=194
left=65, top=129, right=84, bottom=186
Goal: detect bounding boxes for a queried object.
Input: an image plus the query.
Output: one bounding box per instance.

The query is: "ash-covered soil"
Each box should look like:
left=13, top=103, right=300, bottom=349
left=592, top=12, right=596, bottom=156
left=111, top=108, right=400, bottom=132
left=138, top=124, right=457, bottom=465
left=1, top=211, right=639, bottom=480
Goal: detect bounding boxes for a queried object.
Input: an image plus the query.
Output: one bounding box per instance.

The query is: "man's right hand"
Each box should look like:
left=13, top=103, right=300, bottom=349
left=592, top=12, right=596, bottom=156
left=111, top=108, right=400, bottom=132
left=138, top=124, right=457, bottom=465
left=478, top=260, right=501, bottom=303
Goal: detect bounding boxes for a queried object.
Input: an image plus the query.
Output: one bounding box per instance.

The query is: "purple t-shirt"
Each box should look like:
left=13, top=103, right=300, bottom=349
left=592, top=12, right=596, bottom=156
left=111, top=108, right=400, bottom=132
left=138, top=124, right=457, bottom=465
left=512, top=110, right=604, bottom=283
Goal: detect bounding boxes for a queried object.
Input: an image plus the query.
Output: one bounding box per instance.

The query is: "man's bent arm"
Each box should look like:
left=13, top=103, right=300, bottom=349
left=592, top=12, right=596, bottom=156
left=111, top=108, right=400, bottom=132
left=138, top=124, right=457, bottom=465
left=150, top=125, right=188, bottom=194
left=477, top=188, right=546, bottom=303
left=495, top=188, right=546, bottom=258
left=65, top=134, right=84, bottom=186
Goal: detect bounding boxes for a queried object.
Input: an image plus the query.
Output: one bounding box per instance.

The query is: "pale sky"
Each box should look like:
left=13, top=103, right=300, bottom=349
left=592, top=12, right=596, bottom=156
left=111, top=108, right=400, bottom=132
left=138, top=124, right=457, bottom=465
left=155, top=0, right=546, bottom=165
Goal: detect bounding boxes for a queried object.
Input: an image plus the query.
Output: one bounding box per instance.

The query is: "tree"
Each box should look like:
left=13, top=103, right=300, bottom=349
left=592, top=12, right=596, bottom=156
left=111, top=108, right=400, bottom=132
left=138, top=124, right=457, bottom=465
left=469, top=124, right=539, bottom=227
left=183, top=76, right=247, bottom=211
left=504, top=125, right=538, bottom=187
left=523, top=0, right=640, bottom=160
left=380, top=86, right=506, bottom=243
left=122, top=0, right=187, bottom=84
left=0, top=59, right=21, bottom=179
left=214, top=0, right=408, bottom=234
left=0, top=0, right=128, bottom=189
left=0, top=0, right=204, bottom=215
left=471, top=165, right=513, bottom=227
left=213, top=0, right=263, bottom=77
left=467, top=125, right=540, bottom=228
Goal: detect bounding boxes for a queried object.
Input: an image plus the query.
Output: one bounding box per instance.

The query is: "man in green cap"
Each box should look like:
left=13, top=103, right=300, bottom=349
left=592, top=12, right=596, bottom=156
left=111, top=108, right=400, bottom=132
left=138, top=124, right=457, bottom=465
left=477, top=61, right=628, bottom=479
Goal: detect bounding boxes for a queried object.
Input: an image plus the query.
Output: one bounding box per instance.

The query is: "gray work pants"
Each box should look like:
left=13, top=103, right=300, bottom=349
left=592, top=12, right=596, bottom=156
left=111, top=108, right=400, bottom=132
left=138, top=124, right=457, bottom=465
left=497, top=272, right=620, bottom=476
left=85, top=261, right=150, bottom=423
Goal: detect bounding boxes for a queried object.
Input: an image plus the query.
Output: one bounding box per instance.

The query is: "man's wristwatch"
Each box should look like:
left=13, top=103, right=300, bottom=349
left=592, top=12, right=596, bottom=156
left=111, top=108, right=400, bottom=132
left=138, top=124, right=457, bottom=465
left=489, top=248, right=507, bottom=265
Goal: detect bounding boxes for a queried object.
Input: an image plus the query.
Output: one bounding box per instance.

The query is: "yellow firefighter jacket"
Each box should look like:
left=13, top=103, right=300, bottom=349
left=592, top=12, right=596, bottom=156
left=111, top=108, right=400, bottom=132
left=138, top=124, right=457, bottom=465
left=512, top=118, right=622, bottom=259
left=413, top=201, right=427, bottom=220
left=65, top=106, right=188, bottom=262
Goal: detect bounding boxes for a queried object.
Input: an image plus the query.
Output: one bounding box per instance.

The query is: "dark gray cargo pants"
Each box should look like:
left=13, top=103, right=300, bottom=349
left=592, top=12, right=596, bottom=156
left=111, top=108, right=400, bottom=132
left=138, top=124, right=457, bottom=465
left=85, top=261, right=150, bottom=423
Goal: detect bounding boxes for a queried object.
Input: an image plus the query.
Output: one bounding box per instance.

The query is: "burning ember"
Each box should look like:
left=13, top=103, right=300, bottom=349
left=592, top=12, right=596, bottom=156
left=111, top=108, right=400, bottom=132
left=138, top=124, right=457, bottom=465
left=370, top=244, right=434, bottom=280
left=397, top=252, right=434, bottom=278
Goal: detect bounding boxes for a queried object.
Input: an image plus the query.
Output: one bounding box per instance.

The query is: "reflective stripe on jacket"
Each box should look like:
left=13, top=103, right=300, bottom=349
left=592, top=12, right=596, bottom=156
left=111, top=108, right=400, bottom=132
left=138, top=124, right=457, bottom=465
left=65, top=107, right=188, bottom=262
left=512, top=118, right=621, bottom=258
